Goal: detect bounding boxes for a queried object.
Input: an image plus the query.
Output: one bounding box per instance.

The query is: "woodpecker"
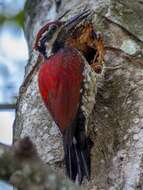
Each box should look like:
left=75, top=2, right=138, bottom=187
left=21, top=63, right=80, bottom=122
left=34, top=10, right=104, bottom=184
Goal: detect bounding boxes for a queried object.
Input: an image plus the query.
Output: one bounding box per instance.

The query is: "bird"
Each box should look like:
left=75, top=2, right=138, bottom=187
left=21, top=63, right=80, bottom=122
left=34, top=9, right=104, bottom=184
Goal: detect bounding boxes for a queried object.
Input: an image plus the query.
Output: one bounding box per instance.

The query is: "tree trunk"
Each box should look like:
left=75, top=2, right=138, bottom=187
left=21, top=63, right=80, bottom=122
left=14, top=0, right=143, bottom=189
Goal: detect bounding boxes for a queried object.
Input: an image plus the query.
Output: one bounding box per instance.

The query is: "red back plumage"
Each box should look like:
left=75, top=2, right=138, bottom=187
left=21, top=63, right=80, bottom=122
left=38, top=48, right=84, bottom=133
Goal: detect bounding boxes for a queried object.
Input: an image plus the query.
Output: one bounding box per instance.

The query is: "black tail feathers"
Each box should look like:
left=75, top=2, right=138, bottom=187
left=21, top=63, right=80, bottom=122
left=63, top=136, right=93, bottom=184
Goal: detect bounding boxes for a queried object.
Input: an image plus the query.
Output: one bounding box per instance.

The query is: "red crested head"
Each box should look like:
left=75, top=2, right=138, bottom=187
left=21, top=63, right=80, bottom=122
left=34, top=21, right=63, bottom=58
left=33, top=9, right=93, bottom=59
left=34, top=21, right=62, bottom=50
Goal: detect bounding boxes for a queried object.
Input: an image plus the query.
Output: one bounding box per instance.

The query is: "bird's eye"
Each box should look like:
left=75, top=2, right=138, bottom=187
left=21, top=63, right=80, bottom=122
left=45, top=24, right=58, bottom=38
left=49, top=24, right=58, bottom=33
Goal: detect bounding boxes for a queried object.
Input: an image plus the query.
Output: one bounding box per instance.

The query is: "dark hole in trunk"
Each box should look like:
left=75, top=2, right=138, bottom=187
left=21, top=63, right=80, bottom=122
left=83, top=46, right=97, bottom=65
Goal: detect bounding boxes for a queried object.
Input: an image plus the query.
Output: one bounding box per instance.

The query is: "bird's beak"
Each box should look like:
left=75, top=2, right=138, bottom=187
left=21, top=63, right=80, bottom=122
left=63, top=9, right=92, bottom=30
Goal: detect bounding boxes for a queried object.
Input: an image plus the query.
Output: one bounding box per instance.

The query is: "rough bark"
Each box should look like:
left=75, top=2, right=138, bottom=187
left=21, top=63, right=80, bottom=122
left=14, top=0, right=143, bottom=189
left=0, top=137, right=79, bottom=190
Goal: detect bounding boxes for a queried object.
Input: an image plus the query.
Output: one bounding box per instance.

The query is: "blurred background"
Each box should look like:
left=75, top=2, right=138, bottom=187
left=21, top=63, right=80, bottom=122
left=0, top=0, right=28, bottom=188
